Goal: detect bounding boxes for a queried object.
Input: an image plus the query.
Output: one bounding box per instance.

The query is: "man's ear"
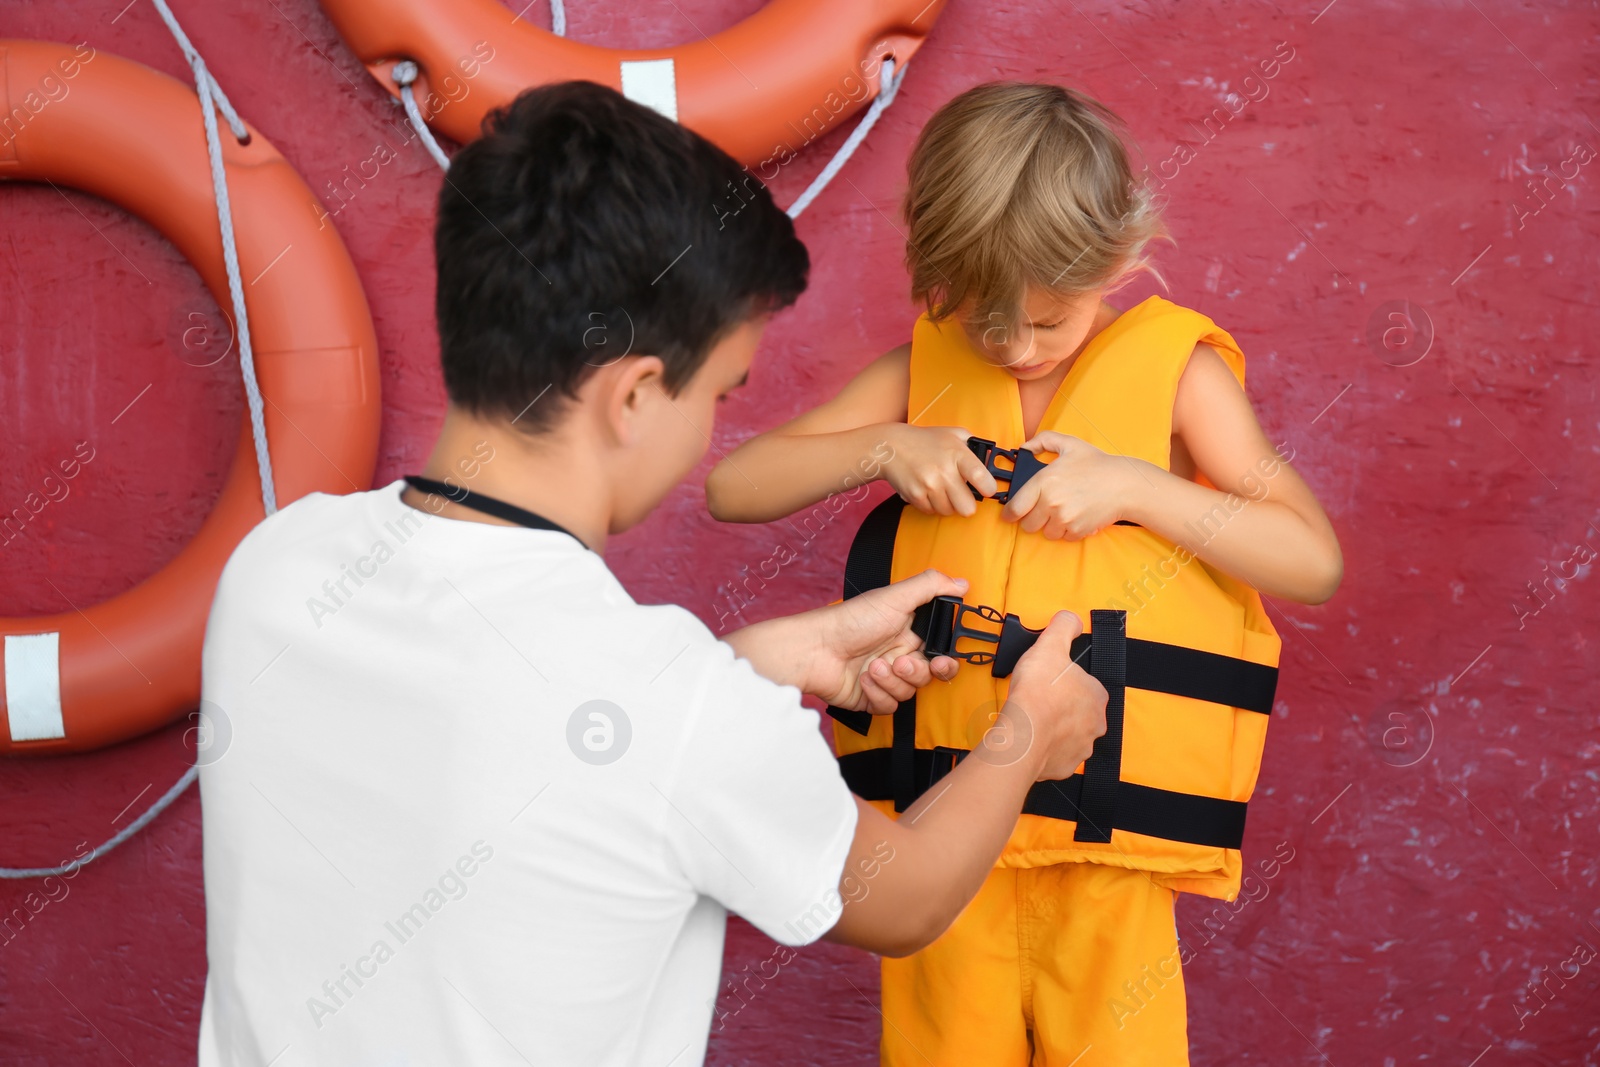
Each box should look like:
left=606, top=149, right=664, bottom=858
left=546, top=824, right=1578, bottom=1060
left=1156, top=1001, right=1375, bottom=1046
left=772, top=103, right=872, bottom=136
left=601, top=354, right=666, bottom=448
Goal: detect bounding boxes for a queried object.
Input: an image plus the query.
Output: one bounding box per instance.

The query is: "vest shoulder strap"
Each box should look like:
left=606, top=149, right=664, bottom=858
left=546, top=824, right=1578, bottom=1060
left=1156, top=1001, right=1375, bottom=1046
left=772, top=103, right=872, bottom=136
left=1048, top=298, right=1248, bottom=468
left=905, top=313, right=1022, bottom=441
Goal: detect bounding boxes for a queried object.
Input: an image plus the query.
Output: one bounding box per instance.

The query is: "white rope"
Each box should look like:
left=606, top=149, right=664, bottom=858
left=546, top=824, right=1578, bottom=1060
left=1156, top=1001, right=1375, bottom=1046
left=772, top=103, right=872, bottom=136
left=1, top=767, right=198, bottom=879
left=8, top=4, right=902, bottom=881
left=787, top=57, right=907, bottom=219
left=396, top=0, right=567, bottom=170
left=144, top=0, right=250, bottom=143
left=397, top=46, right=909, bottom=207
left=388, top=6, right=906, bottom=204
left=393, top=61, right=453, bottom=171
left=151, top=0, right=278, bottom=515
left=3, top=0, right=279, bottom=880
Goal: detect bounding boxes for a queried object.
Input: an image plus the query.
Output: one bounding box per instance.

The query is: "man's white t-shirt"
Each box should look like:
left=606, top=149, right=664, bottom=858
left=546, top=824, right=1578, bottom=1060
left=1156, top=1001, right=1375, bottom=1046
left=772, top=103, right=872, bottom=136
left=196, top=480, right=859, bottom=1067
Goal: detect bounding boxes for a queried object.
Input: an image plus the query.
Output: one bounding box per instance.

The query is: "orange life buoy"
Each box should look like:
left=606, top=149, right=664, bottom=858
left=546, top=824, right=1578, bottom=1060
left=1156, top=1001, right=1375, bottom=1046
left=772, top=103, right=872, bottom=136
left=0, top=40, right=381, bottom=756
left=318, top=0, right=948, bottom=166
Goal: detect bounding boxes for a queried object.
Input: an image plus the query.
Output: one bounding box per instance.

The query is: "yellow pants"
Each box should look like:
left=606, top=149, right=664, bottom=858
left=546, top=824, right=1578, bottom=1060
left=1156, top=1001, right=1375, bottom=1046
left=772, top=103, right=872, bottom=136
left=881, top=863, right=1189, bottom=1067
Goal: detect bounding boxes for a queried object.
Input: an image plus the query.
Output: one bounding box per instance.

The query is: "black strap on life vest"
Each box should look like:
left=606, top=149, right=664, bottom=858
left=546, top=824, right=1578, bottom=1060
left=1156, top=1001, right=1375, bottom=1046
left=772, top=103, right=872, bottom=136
left=909, top=595, right=1279, bottom=714
left=825, top=493, right=921, bottom=810
left=836, top=746, right=1249, bottom=850
left=403, top=475, right=587, bottom=548
left=1073, top=609, right=1126, bottom=843
left=840, top=493, right=907, bottom=601
left=825, top=495, right=909, bottom=739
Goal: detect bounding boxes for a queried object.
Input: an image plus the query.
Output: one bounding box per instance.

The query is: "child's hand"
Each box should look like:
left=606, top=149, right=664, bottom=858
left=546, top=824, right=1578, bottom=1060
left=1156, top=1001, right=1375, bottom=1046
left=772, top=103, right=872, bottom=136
left=1000, top=431, right=1140, bottom=539
left=882, top=424, right=999, bottom=516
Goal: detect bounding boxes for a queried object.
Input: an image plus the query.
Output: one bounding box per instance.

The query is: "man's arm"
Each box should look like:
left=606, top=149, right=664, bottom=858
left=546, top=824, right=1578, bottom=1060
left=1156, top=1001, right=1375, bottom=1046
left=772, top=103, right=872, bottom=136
left=721, top=570, right=1106, bottom=956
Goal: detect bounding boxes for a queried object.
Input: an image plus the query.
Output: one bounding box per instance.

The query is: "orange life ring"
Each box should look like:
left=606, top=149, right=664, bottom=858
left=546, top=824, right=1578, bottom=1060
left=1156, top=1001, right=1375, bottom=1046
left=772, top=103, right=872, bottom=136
left=0, top=40, right=381, bottom=756
left=319, top=0, right=948, bottom=166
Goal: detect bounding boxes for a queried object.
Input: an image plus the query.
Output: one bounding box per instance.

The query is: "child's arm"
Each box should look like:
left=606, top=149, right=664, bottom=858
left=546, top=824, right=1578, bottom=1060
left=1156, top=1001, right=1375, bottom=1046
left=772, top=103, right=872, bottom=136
left=1007, top=344, right=1343, bottom=605
left=706, top=345, right=998, bottom=523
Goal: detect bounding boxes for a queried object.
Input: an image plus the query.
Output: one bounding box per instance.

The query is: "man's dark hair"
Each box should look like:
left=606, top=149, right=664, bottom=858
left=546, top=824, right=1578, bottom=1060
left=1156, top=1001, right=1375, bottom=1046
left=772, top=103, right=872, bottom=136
left=434, top=81, right=809, bottom=431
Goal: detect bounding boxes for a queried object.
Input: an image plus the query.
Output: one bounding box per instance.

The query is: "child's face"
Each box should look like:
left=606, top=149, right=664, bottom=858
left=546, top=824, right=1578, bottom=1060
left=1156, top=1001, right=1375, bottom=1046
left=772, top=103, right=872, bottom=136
left=611, top=315, right=765, bottom=531
left=959, top=284, right=1106, bottom=380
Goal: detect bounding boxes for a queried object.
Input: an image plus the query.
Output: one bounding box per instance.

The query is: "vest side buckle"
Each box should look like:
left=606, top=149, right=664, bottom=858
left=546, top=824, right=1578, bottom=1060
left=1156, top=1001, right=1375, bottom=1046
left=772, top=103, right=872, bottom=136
left=911, top=594, right=1042, bottom=678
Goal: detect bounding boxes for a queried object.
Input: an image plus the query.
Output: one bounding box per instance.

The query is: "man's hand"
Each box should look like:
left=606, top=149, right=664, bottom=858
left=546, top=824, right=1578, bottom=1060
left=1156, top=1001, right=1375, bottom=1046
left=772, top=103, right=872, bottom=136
left=997, top=610, right=1108, bottom=781
left=720, top=570, right=965, bottom=711
left=801, top=569, right=967, bottom=712
left=823, top=609, right=1109, bottom=958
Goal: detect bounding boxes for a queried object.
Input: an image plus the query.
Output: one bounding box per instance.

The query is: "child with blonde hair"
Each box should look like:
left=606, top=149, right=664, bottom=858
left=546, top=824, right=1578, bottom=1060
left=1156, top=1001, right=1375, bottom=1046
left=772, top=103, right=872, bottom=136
left=708, top=81, right=1342, bottom=1065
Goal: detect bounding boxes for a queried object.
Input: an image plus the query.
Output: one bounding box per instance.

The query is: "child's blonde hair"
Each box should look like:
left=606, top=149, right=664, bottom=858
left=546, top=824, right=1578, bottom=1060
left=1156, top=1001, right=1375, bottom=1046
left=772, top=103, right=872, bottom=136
left=902, top=81, right=1165, bottom=324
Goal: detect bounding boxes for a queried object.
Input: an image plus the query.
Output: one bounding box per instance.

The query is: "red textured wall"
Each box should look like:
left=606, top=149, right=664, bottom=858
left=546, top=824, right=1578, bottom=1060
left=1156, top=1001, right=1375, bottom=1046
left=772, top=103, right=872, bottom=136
left=3, top=1, right=1597, bottom=1064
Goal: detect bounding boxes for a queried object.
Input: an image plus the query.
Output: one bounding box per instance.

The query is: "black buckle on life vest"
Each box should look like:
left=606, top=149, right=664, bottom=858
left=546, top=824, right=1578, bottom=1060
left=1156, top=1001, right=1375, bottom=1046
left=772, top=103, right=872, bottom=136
left=965, top=436, right=1048, bottom=503
left=911, top=594, right=1041, bottom=678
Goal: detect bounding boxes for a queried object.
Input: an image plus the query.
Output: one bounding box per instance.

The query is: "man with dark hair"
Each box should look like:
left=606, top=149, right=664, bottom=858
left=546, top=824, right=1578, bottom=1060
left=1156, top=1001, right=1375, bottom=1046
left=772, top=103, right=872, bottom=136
left=433, top=81, right=809, bottom=433
left=197, top=82, right=1105, bottom=1066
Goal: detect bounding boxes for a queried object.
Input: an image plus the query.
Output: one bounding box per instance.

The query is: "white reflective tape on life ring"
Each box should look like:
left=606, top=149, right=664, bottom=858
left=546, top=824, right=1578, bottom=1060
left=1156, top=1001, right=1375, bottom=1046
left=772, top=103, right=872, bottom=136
left=620, top=59, right=678, bottom=122
left=5, top=632, right=66, bottom=742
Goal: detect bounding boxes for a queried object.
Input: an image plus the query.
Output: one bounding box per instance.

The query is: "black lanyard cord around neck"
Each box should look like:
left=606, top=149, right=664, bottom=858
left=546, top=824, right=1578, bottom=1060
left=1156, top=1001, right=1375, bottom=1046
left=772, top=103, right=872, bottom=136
left=403, top=475, right=588, bottom=550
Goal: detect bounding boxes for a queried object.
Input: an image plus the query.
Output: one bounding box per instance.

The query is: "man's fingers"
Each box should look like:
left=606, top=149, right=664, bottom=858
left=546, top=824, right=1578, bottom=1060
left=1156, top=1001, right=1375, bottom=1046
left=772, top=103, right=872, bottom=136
left=887, top=653, right=931, bottom=689
left=890, top=650, right=961, bottom=688
left=859, top=648, right=952, bottom=711
left=878, top=671, right=918, bottom=704
left=880, top=568, right=969, bottom=613
left=1010, top=611, right=1092, bottom=711
left=1039, top=609, right=1086, bottom=646
left=858, top=666, right=897, bottom=713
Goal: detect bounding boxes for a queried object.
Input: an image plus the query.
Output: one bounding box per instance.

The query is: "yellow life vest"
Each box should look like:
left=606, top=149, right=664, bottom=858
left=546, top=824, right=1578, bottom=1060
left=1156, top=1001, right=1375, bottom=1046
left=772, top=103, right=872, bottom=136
left=830, top=295, right=1281, bottom=901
